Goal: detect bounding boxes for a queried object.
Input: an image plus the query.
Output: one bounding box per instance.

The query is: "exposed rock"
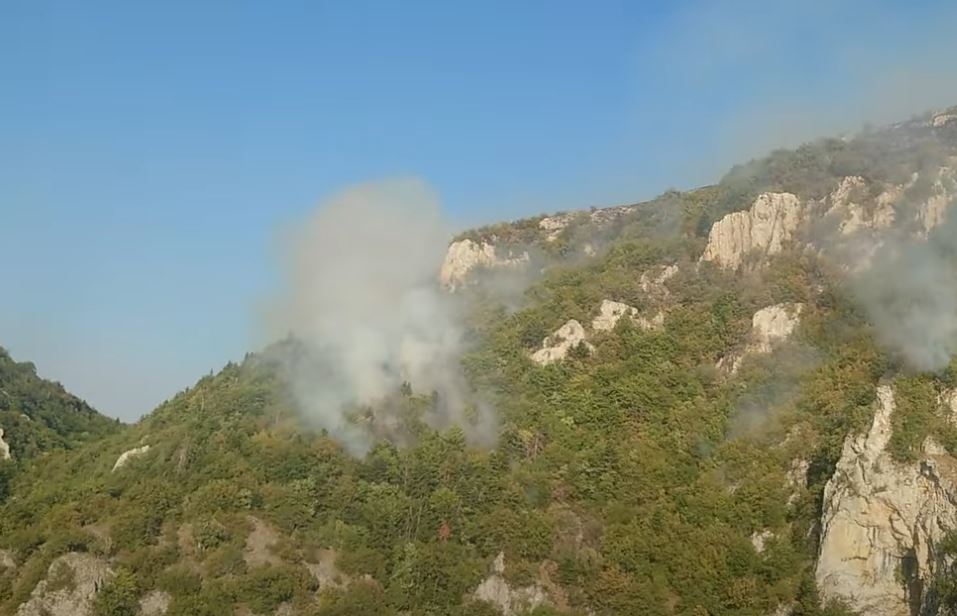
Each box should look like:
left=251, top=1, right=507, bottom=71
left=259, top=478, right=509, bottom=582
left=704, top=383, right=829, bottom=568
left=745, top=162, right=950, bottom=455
left=749, top=303, right=804, bottom=355
left=591, top=300, right=637, bottom=332
left=639, top=264, right=678, bottom=295
left=719, top=303, right=804, bottom=374
left=916, top=166, right=955, bottom=236
left=0, top=427, right=10, bottom=461
left=940, top=388, right=957, bottom=425
left=471, top=552, right=552, bottom=616
left=771, top=604, right=795, bottom=616
left=932, top=113, right=957, bottom=128
left=138, top=590, right=171, bottom=616
left=112, top=445, right=150, bottom=471
left=750, top=530, right=774, bottom=554
left=0, top=549, right=15, bottom=570
left=305, top=548, right=352, bottom=591
left=589, top=205, right=635, bottom=226
left=701, top=192, right=803, bottom=269
left=786, top=458, right=809, bottom=506
left=531, top=320, right=593, bottom=366
left=815, top=385, right=957, bottom=616
left=827, top=176, right=895, bottom=235
left=538, top=214, right=573, bottom=242
left=439, top=239, right=529, bottom=291
left=634, top=311, right=665, bottom=330
left=16, top=552, right=113, bottom=616
left=243, top=516, right=281, bottom=567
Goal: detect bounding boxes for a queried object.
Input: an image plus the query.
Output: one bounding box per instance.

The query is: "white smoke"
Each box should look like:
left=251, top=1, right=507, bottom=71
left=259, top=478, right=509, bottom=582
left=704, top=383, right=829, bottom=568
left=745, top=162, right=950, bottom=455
left=852, top=208, right=957, bottom=372
left=266, top=178, right=493, bottom=454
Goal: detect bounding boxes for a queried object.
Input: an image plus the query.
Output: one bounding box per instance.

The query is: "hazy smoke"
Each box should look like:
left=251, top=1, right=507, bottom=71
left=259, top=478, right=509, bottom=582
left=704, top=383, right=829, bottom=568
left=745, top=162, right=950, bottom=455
left=266, top=178, right=493, bottom=454
left=852, top=209, right=957, bottom=372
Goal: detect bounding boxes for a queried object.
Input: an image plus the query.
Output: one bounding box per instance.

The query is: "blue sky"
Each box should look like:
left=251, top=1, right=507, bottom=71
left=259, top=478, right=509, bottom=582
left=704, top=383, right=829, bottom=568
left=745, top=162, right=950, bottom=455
left=3, top=0, right=957, bottom=420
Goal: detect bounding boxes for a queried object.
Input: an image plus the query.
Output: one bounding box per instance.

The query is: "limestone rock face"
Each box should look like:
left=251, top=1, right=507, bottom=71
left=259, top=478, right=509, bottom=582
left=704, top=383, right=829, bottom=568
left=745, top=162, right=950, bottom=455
left=701, top=193, right=803, bottom=269
left=531, top=320, right=592, bottom=366
left=16, top=552, right=113, bottom=616
left=591, top=300, right=638, bottom=332
left=749, top=303, right=804, bottom=355
left=815, top=385, right=957, bottom=616
left=439, top=239, right=529, bottom=291
left=112, top=445, right=150, bottom=472
left=472, top=552, right=550, bottom=616
left=827, top=176, right=896, bottom=235
left=720, top=303, right=803, bottom=374
left=0, top=427, right=10, bottom=461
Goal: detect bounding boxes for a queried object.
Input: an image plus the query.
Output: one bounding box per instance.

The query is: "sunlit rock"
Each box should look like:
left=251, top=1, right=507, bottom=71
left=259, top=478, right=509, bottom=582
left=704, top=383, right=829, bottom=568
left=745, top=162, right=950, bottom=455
left=701, top=193, right=803, bottom=269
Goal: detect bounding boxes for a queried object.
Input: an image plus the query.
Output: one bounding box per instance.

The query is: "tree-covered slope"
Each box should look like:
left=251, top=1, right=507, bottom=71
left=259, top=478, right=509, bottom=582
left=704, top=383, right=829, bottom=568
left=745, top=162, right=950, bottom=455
left=0, top=347, right=119, bottom=463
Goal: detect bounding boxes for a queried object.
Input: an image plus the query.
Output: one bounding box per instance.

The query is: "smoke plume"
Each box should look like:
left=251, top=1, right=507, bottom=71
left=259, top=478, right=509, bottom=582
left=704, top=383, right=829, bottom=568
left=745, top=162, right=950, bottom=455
left=852, top=208, right=957, bottom=372
left=266, top=178, right=493, bottom=454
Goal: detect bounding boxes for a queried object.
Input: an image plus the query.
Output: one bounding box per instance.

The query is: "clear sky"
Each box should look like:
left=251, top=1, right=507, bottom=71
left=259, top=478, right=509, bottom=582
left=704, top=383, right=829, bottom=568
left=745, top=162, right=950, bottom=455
left=3, top=0, right=957, bottom=420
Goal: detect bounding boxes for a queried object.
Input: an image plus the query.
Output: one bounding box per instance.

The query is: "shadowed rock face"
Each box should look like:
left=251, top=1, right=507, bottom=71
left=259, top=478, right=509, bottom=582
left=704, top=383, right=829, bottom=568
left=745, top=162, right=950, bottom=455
left=701, top=192, right=803, bottom=270
left=816, top=385, right=957, bottom=616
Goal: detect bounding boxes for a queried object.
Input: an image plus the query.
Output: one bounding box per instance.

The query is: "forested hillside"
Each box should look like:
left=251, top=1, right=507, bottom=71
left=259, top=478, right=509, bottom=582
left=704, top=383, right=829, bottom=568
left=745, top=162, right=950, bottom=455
left=0, top=347, right=119, bottom=499
left=2, top=107, right=957, bottom=616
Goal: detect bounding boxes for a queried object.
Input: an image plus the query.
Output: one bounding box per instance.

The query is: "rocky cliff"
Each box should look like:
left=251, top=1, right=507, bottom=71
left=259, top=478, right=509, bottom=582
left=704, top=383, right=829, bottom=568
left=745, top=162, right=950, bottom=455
left=701, top=192, right=803, bottom=269
left=439, top=239, right=529, bottom=291
left=816, top=385, right=957, bottom=616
